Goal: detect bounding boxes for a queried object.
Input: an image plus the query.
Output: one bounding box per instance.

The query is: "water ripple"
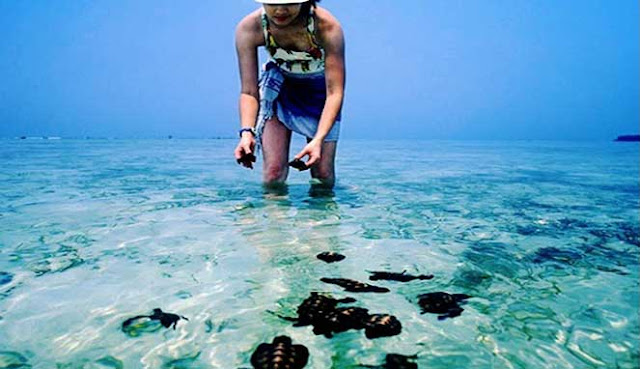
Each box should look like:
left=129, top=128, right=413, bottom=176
left=0, top=139, right=637, bottom=368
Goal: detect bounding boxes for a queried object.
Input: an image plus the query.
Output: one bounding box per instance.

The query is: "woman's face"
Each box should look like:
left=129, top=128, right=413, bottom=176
left=263, top=4, right=303, bottom=27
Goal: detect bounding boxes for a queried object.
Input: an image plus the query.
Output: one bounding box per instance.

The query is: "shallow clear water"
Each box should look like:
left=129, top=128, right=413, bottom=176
left=0, top=139, right=638, bottom=368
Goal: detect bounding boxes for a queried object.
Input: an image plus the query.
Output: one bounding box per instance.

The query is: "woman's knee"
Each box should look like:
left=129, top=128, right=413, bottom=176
left=311, top=141, right=337, bottom=183
left=263, top=162, right=288, bottom=183
left=311, top=165, right=335, bottom=187
left=312, top=165, right=333, bottom=180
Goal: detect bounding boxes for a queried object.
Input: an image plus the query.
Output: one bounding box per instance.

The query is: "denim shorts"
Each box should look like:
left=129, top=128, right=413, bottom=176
left=275, top=70, right=341, bottom=141
left=255, top=62, right=341, bottom=151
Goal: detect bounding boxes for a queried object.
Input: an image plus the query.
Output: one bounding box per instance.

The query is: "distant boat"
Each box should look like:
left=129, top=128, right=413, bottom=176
left=614, top=135, right=640, bottom=142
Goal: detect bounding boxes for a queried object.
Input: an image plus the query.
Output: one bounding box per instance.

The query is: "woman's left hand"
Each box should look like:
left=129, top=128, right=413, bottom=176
left=295, top=138, right=323, bottom=168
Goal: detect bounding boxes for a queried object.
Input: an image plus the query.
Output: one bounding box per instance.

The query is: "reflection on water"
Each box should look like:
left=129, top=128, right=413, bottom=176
left=0, top=139, right=638, bottom=368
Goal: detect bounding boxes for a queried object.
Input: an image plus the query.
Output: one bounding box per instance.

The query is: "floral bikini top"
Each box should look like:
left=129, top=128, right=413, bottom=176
left=261, top=7, right=325, bottom=74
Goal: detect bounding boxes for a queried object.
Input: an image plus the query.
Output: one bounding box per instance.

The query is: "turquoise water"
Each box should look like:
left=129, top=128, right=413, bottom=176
left=0, top=139, right=638, bottom=368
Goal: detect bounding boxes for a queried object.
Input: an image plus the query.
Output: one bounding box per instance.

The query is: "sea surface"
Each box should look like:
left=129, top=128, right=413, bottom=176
left=0, top=138, right=638, bottom=369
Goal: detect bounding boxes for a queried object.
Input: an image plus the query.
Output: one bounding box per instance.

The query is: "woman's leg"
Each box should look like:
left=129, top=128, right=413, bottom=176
left=309, top=140, right=337, bottom=188
left=261, top=117, right=292, bottom=186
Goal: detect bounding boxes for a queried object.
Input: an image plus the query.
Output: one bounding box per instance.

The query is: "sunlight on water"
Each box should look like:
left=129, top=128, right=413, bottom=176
left=0, top=139, right=638, bottom=368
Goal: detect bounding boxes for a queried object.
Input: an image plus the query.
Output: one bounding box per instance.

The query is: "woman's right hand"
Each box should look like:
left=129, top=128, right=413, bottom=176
left=234, top=135, right=256, bottom=169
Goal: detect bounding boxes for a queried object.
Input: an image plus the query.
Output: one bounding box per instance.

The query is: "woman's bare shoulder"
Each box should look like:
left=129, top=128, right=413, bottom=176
left=314, top=7, right=343, bottom=44
left=235, top=9, right=264, bottom=46
left=314, top=7, right=342, bottom=38
left=315, top=7, right=341, bottom=30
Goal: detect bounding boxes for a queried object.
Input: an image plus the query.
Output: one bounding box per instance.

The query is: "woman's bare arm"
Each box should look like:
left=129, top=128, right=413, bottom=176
left=314, top=8, right=345, bottom=142
left=296, top=8, right=345, bottom=166
left=235, top=11, right=264, bottom=131
left=234, top=11, right=264, bottom=163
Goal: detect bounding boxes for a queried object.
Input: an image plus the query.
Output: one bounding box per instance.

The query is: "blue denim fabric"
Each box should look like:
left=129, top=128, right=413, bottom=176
left=255, top=62, right=340, bottom=152
left=255, top=62, right=284, bottom=152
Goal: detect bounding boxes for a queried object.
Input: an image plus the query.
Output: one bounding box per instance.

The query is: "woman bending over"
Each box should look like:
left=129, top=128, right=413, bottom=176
left=234, top=0, right=345, bottom=188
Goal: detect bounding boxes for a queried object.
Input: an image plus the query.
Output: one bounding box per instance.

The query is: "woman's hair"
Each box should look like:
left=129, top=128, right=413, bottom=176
left=300, top=0, right=320, bottom=15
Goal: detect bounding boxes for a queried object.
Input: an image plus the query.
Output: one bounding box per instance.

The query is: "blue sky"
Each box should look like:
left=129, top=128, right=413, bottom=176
left=0, top=0, right=637, bottom=140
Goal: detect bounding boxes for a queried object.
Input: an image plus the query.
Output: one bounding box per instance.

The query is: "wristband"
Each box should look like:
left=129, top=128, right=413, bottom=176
left=238, top=127, right=256, bottom=138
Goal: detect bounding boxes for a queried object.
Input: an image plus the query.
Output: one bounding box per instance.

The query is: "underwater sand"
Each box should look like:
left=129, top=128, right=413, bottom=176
left=0, top=139, right=638, bottom=368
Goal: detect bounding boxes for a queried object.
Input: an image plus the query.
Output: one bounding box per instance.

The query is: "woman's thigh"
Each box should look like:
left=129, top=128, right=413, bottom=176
left=310, top=140, right=337, bottom=184
left=261, top=117, right=292, bottom=182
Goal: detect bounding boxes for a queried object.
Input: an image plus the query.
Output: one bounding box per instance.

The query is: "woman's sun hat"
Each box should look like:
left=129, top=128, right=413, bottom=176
left=255, top=0, right=307, bottom=3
